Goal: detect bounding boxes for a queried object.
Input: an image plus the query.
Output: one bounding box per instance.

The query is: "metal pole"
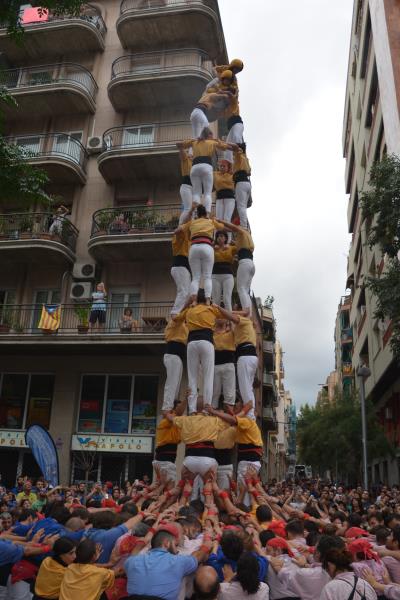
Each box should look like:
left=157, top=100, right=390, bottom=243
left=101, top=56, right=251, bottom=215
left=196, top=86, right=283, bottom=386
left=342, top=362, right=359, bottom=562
left=357, top=365, right=371, bottom=490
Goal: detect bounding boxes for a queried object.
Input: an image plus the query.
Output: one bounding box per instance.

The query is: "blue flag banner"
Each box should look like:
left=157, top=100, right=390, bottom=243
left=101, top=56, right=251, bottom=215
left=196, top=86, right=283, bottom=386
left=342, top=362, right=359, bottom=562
left=25, top=425, right=60, bottom=487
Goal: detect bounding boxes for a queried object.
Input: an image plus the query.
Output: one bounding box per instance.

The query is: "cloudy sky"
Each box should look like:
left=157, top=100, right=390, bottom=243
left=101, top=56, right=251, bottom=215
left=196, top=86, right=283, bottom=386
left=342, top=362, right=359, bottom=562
left=219, top=1, right=354, bottom=408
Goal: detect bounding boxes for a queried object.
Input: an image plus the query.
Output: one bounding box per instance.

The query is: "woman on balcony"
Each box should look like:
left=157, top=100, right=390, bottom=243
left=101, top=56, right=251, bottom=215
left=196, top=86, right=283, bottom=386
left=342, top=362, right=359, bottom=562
left=212, top=230, right=236, bottom=312
left=89, top=282, right=107, bottom=332
left=174, top=204, right=224, bottom=305
left=178, top=147, right=193, bottom=225
left=177, top=128, right=236, bottom=216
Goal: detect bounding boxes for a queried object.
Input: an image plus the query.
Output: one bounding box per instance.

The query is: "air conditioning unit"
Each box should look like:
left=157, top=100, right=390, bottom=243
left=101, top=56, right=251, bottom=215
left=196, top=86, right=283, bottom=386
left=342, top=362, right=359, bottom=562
left=70, top=281, right=93, bottom=301
left=86, top=136, right=104, bottom=155
left=73, top=261, right=96, bottom=280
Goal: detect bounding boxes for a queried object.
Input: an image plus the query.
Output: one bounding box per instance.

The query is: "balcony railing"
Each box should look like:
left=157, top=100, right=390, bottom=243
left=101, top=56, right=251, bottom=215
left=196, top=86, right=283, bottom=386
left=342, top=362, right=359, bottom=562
left=91, top=204, right=181, bottom=237
left=6, top=133, right=88, bottom=172
left=8, top=3, right=106, bottom=38
left=0, top=213, right=78, bottom=253
left=120, top=0, right=216, bottom=14
left=102, top=121, right=192, bottom=153
left=111, top=48, right=213, bottom=80
left=0, top=302, right=172, bottom=335
left=263, top=373, right=275, bottom=387
left=0, top=63, right=98, bottom=102
left=341, top=327, right=353, bottom=343
left=263, top=340, right=274, bottom=354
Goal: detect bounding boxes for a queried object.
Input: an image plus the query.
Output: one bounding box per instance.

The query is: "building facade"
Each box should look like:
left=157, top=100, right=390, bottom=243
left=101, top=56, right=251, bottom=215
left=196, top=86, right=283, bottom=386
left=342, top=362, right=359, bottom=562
left=0, top=0, right=256, bottom=486
left=342, top=0, right=400, bottom=484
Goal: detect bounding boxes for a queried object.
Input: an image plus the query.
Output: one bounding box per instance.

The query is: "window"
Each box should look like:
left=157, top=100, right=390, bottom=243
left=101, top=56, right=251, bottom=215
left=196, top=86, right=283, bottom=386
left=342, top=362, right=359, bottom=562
left=123, top=126, right=154, bottom=147
left=32, top=289, right=60, bottom=332
left=52, top=132, right=83, bottom=163
left=365, top=64, right=378, bottom=128
left=0, top=373, right=54, bottom=429
left=16, top=136, right=40, bottom=154
left=77, top=374, right=158, bottom=434
left=360, top=12, right=372, bottom=78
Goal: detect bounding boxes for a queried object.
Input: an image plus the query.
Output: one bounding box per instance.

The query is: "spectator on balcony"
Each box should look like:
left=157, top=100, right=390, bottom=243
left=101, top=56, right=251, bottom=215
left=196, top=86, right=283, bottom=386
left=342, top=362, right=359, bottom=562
left=178, top=147, right=193, bottom=225
left=89, top=283, right=107, bottom=333
left=109, top=213, right=129, bottom=235
left=119, top=308, right=137, bottom=333
left=49, top=205, right=69, bottom=237
left=178, top=128, right=236, bottom=216
left=212, top=230, right=236, bottom=312
left=214, top=160, right=235, bottom=240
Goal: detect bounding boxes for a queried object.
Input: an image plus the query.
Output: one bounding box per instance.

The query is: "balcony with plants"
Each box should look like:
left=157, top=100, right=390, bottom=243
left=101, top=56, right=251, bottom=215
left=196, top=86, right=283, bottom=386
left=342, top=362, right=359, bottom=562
left=88, top=204, right=181, bottom=262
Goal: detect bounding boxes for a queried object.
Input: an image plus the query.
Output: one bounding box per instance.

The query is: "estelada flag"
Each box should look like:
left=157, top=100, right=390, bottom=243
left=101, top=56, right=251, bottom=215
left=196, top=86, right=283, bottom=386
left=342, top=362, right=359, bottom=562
left=38, top=304, right=61, bottom=331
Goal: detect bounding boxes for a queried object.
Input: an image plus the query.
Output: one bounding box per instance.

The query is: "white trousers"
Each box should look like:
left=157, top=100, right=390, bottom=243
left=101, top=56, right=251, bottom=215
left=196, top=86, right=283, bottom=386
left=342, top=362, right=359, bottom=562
left=190, top=107, right=209, bottom=138
left=236, top=181, right=252, bottom=229
left=217, top=464, right=234, bottom=490
left=215, top=197, right=235, bottom=242
left=212, top=273, right=234, bottom=312
left=224, top=122, right=244, bottom=163
left=237, top=258, right=255, bottom=313
left=237, top=460, right=261, bottom=506
left=8, top=580, right=32, bottom=600
left=187, top=339, right=214, bottom=413
left=152, top=460, right=177, bottom=483
left=183, top=456, right=217, bottom=477
left=171, top=266, right=191, bottom=315
left=162, top=353, right=183, bottom=412
left=189, top=243, right=214, bottom=298
left=190, top=163, right=213, bottom=213
left=237, top=355, right=258, bottom=419
left=212, top=362, right=236, bottom=406
left=179, top=184, right=193, bottom=225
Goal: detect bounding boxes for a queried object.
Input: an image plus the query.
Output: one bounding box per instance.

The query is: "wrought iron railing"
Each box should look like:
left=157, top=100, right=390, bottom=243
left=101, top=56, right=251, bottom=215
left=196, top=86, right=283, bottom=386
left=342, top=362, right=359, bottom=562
left=0, top=63, right=98, bottom=101
left=120, top=0, right=217, bottom=15
left=0, top=302, right=173, bottom=335
left=101, top=121, right=192, bottom=152
left=2, top=3, right=107, bottom=38
left=111, top=49, right=213, bottom=79
left=91, top=204, right=181, bottom=237
left=6, top=133, right=88, bottom=172
left=0, top=212, right=78, bottom=253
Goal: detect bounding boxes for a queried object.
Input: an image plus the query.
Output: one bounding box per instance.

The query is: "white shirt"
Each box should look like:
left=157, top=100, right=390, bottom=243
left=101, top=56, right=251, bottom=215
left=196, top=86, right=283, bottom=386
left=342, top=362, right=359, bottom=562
left=219, top=580, right=269, bottom=600
left=287, top=564, right=330, bottom=600
left=267, top=555, right=300, bottom=600
left=320, top=572, right=377, bottom=600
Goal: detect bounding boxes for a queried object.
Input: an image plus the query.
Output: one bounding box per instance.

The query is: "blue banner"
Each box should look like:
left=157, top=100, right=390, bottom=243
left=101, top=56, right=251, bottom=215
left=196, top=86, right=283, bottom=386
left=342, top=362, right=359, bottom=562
left=25, top=425, right=59, bottom=487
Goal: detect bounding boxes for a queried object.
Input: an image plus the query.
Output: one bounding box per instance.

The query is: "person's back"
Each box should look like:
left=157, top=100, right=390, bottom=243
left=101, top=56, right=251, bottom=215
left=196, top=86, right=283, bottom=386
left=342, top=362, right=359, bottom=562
left=219, top=553, right=269, bottom=600
left=320, top=572, right=377, bottom=600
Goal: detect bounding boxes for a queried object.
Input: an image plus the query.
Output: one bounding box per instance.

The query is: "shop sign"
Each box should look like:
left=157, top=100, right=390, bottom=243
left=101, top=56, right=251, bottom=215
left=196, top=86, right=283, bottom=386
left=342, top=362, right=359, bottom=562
left=71, top=434, right=153, bottom=453
left=0, top=430, right=27, bottom=448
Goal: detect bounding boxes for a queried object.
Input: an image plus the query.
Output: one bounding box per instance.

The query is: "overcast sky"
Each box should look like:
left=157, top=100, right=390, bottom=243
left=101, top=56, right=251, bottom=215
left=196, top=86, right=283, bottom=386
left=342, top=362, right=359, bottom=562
left=218, top=0, right=354, bottom=409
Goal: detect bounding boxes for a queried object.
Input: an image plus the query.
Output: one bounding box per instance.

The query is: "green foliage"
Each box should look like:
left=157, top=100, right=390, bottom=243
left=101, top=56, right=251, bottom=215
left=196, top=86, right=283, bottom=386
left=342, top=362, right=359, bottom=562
left=361, top=154, right=400, bottom=360
left=73, top=305, right=90, bottom=326
left=297, top=391, right=393, bottom=482
left=1, top=1, right=83, bottom=39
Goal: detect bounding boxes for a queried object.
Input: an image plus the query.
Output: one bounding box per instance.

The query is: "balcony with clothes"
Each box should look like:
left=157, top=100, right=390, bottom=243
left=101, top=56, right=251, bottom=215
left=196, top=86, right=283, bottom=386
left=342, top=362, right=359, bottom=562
left=97, top=121, right=192, bottom=183
left=116, top=0, right=225, bottom=61
left=0, top=212, right=78, bottom=265
left=88, top=204, right=181, bottom=262
left=108, top=49, right=213, bottom=111
left=0, top=4, right=106, bottom=63
left=0, top=301, right=173, bottom=351
left=5, top=133, right=88, bottom=184
left=0, top=64, right=98, bottom=119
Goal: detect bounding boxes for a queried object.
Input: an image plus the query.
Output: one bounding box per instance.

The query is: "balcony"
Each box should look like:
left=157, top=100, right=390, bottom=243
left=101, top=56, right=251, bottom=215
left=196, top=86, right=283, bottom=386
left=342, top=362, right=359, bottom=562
left=262, top=407, right=278, bottom=432
left=341, top=327, right=353, bottom=344
left=263, top=340, right=274, bottom=354
left=0, top=64, right=98, bottom=119
left=0, top=4, right=106, bottom=63
left=263, top=340, right=274, bottom=369
left=0, top=212, right=78, bottom=265
left=88, top=204, right=181, bottom=262
left=0, top=302, right=172, bottom=352
left=342, top=362, right=354, bottom=377
left=108, top=49, right=213, bottom=111
left=117, top=0, right=225, bottom=61
left=6, top=134, right=88, bottom=184
left=98, top=122, right=192, bottom=183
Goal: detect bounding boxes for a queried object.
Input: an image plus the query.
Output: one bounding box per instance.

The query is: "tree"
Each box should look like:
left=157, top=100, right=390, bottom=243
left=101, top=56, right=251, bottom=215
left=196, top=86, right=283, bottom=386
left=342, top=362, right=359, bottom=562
left=361, top=155, right=400, bottom=361
left=297, top=390, right=392, bottom=483
left=1, top=2, right=84, bottom=38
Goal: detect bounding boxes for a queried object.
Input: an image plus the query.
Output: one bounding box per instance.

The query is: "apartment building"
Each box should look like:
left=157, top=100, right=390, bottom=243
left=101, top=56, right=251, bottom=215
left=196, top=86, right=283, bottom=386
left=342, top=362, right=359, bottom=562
left=342, top=0, right=400, bottom=484
left=0, top=0, right=257, bottom=486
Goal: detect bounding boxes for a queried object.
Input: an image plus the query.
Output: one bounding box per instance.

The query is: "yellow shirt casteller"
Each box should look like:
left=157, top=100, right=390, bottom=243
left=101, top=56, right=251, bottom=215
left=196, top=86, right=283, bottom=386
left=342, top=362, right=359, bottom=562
left=214, top=329, right=235, bottom=352
left=35, top=557, right=66, bottom=599
left=214, top=171, right=235, bottom=192
left=164, top=319, right=188, bottom=345
left=234, top=229, right=254, bottom=253
left=177, top=304, right=222, bottom=332
left=180, top=154, right=192, bottom=177
left=214, top=244, right=236, bottom=265
left=181, top=217, right=224, bottom=241
left=156, top=418, right=181, bottom=447
left=235, top=417, right=263, bottom=447
left=173, top=414, right=229, bottom=444
left=233, top=149, right=251, bottom=175
left=59, top=563, right=115, bottom=600
left=181, top=138, right=230, bottom=159
left=234, top=316, right=257, bottom=347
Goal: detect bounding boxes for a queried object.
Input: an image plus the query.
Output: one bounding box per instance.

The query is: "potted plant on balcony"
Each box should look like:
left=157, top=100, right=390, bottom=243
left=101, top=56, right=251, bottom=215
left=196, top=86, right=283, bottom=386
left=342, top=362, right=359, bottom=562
left=74, top=305, right=90, bottom=334
left=154, top=214, right=167, bottom=233
left=94, top=212, right=112, bottom=237
left=0, top=309, right=13, bottom=334
left=19, top=214, right=34, bottom=239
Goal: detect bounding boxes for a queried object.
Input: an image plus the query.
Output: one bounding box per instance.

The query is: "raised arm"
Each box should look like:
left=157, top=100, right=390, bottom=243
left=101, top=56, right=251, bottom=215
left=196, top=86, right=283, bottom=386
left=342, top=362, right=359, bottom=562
left=205, top=405, right=237, bottom=426
left=212, top=304, right=237, bottom=323
left=218, top=219, right=242, bottom=233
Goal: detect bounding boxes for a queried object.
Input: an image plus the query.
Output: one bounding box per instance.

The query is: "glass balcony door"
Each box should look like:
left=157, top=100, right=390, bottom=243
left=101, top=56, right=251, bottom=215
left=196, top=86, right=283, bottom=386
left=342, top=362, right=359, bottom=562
left=32, top=289, right=61, bottom=331
left=108, top=290, right=140, bottom=331
left=122, top=126, right=154, bottom=147
left=52, top=131, right=82, bottom=163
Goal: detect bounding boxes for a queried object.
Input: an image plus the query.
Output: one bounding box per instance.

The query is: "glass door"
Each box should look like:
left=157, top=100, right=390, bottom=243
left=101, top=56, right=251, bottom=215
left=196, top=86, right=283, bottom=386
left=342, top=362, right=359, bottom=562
left=32, top=289, right=61, bottom=331
left=53, top=131, right=82, bottom=163
left=108, top=290, right=140, bottom=332
left=123, top=126, right=154, bottom=147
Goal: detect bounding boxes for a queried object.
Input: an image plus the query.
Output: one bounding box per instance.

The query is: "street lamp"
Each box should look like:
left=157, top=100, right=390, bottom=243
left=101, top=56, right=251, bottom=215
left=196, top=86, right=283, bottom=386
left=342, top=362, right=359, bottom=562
left=357, top=364, right=371, bottom=490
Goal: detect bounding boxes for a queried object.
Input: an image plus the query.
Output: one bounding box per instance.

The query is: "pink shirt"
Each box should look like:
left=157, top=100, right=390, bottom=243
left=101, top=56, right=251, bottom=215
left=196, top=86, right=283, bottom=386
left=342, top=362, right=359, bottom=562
left=384, top=584, right=400, bottom=600
left=287, top=564, right=330, bottom=600
left=384, top=556, right=400, bottom=584
left=352, top=559, right=386, bottom=583
left=320, top=572, right=377, bottom=600
left=219, top=580, right=269, bottom=600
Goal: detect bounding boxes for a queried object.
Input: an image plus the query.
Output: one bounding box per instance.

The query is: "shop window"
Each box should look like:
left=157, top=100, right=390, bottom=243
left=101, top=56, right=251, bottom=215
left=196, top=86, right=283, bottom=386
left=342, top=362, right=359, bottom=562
left=25, top=375, right=54, bottom=428
left=104, top=376, right=131, bottom=434
left=0, top=374, right=54, bottom=430
left=78, top=375, right=105, bottom=433
left=131, top=375, right=158, bottom=434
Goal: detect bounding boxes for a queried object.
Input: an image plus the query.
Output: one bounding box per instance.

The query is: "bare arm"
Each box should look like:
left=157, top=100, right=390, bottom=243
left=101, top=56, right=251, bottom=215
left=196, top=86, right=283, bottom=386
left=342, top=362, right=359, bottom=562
left=205, top=405, right=237, bottom=425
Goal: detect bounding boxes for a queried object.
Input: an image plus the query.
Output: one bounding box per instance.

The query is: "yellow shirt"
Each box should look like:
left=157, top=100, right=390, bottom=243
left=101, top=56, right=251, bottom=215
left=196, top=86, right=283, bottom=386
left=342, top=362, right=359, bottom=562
left=214, top=329, right=235, bottom=352
left=236, top=417, right=263, bottom=446
left=35, top=557, right=66, bottom=599
left=214, top=244, right=236, bottom=264
left=181, top=154, right=192, bottom=177
left=234, top=316, right=257, bottom=347
left=178, top=304, right=222, bottom=332
left=156, top=418, right=181, bottom=447
left=182, top=217, right=224, bottom=241
left=214, top=425, right=237, bottom=450
left=59, top=564, right=115, bottom=600
left=182, top=139, right=230, bottom=159
left=233, top=150, right=251, bottom=175
left=173, top=414, right=229, bottom=444
left=165, top=319, right=188, bottom=345
left=214, top=171, right=234, bottom=192
left=235, top=229, right=254, bottom=252
left=172, top=230, right=190, bottom=257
